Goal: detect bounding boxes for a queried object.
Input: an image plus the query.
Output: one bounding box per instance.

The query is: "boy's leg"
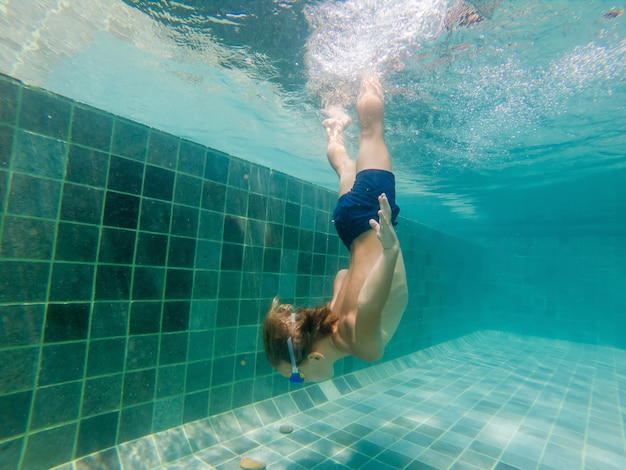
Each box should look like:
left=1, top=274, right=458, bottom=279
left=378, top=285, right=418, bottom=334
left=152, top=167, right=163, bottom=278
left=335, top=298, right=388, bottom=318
left=323, top=106, right=356, bottom=196
left=355, top=77, right=392, bottom=172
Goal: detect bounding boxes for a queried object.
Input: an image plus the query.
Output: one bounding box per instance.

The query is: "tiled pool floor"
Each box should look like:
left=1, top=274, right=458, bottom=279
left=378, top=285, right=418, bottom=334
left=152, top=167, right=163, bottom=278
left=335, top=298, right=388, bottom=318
left=64, top=332, right=626, bottom=469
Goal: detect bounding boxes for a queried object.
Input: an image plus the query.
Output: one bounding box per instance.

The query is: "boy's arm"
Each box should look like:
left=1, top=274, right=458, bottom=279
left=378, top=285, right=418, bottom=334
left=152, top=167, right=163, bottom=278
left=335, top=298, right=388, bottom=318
left=353, top=194, right=400, bottom=360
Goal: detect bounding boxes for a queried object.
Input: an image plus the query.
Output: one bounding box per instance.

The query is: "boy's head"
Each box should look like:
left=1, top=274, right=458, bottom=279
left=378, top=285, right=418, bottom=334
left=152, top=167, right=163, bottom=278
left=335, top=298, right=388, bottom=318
left=262, top=298, right=337, bottom=383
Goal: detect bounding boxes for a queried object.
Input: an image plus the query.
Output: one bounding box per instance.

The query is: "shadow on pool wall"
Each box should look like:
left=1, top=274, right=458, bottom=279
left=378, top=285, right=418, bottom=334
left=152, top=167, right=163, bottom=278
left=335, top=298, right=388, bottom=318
left=0, top=73, right=486, bottom=469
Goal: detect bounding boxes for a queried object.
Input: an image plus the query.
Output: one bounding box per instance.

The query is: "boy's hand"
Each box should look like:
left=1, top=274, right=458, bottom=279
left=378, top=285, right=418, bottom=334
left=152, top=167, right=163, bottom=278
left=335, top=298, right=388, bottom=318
left=369, top=193, right=398, bottom=250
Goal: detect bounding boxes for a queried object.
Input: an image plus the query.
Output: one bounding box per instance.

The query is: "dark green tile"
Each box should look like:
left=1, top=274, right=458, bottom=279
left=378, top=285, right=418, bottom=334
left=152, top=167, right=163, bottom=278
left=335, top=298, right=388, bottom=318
left=168, top=236, right=196, bottom=268
left=122, top=369, right=156, bottom=406
left=0, top=169, right=7, bottom=208
left=235, top=325, right=257, bottom=353
left=247, top=193, right=267, bottom=220
left=13, top=130, right=67, bottom=178
left=178, top=140, right=206, bottom=177
left=86, top=338, right=126, bottom=376
left=39, top=342, right=86, bottom=386
left=76, top=412, right=118, bottom=458
left=0, top=76, right=19, bottom=124
left=267, top=198, right=285, bottom=224
left=299, top=229, right=314, bottom=251
left=0, top=304, right=44, bottom=347
left=242, top=246, right=263, bottom=272
left=7, top=173, right=61, bottom=219
left=136, top=232, right=168, bottom=266
left=228, top=159, right=250, bottom=190
left=0, top=215, right=55, bottom=259
left=218, top=271, right=241, bottom=299
left=192, top=270, right=218, bottom=299
left=143, top=165, right=175, bottom=201
left=201, top=180, right=226, bottom=212
left=103, top=191, right=140, bottom=229
left=60, top=183, right=104, bottom=224
left=95, top=265, right=132, bottom=300
left=0, top=437, right=23, bottom=470
left=30, top=381, right=82, bottom=430
left=302, top=183, right=317, bottom=207
left=264, top=223, right=283, bottom=248
left=0, top=124, right=14, bottom=168
left=185, top=360, right=212, bottom=393
left=198, top=209, right=224, bottom=241
left=99, top=227, right=136, bottom=264
left=81, top=374, right=123, bottom=417
left=284, top=201, right=300, bottom=226
left=90, top=302, right=129, bottom=338
left=118, top=403, right=153, bottom=442
left=19, top=87, right=71, bottom=140
left=241, top=271, right=261, bottom=299
left=183, top=391, right=209, bottom=423
left=139, top=199, right=171, bottom=233
left=147, top=131, right=179, bottom=169
left=164, top=268, right=193, bottom=299
left=129, top=301, right=162, bottom=335
left=170, top=205, right=199, bottom=237
left=162, top=301, right=190, bottom=332
left=195, top=240, right=221, bottom=270
left=111, top=118, right=148, bottom=161
left=269, top=171, right=288, bottom=199
left=174, top=173, right=202, bottom=206
left=220, top=244, right=243, bottom=271
left=211, top=356, right=235, bottom=386
left=209, top=384, right=233, bottom=415
left=0, top=348, right=38, bottom=394
left=126, top=335, right=159, bottom=370
left=204, top=149, right=229, bottom=183
left=44, top=303, right=91, bottom=343
left=49, top=264, right=95, bottom=301
left=71, top=106, right=113, bottom=152
left=132, top=267, right=165, bottom=300
left=108, top=155, right=144, bottom=194
left=238, top=299, right=261, bottom=326
left=21, top=423, right=76, bottom=470
left=156, top=364, right=185, bottom=398
left=223, top=215, right=246, bottom=244
left=213, top=326, right=236, bottom=355
left=286, top=178, right=303, bottom=204
left=263, top=248, right=281, bottom=272
left=215, top=299, right=239, bottom=326
left=54, top=222, right=100, bottom=262
left=0, top=261, right=49, bottom=302
left=188, top=331, right=214, bottom=361
left=66, top=145, right=108, bottom=187
left=225, top=186, right=248, bottom=216
left=248, top=165, right=270, bottom=195
left=158, top=332, right=188, bottom=365
left=152, top=396, right=184, bottom=433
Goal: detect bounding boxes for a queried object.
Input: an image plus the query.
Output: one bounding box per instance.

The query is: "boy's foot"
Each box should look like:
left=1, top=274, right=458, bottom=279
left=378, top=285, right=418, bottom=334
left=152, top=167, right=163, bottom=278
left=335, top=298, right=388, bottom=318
left=357, top=76, right=384, bottom=131
left=323, top=105, right=352, bottom=140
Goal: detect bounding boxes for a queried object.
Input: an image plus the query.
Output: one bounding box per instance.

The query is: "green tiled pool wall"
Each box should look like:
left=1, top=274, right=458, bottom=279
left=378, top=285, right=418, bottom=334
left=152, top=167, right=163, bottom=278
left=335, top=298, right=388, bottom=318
left=477, top=235, right=626, bottom=349
left=0, top=74, right=484, bottom=468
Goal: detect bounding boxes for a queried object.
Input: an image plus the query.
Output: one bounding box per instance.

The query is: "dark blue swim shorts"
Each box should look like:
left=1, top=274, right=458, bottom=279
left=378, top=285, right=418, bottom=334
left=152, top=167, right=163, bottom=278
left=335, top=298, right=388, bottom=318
left=332, top=169, right=400, bottom=250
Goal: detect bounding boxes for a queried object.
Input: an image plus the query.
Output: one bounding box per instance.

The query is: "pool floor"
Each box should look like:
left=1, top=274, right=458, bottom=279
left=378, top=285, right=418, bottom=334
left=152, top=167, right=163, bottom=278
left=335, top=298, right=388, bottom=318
left=60, top=331, right=626, bottom=469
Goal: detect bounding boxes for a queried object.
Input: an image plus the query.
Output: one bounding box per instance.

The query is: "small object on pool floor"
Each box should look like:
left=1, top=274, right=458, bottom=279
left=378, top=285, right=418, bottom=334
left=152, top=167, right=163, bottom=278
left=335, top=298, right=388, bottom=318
left=240, top=456, right=266, bottom=469
left=279, top=424, right=293, bottom=434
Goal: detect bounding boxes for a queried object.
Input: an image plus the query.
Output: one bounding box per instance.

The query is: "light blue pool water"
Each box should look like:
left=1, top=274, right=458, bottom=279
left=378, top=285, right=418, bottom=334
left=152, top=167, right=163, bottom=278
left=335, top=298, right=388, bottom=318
left=0, top=1, right=625, bottom=469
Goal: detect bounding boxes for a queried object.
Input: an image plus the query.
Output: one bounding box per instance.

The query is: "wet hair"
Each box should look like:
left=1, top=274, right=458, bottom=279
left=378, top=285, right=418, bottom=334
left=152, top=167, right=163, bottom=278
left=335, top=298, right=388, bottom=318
left=262, top=297, right=337, bottom=368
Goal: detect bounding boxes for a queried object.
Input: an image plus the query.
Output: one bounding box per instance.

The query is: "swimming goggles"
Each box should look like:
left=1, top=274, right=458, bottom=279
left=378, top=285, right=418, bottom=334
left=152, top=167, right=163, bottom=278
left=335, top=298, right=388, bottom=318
left=287, top=313, right=304, bottom=383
